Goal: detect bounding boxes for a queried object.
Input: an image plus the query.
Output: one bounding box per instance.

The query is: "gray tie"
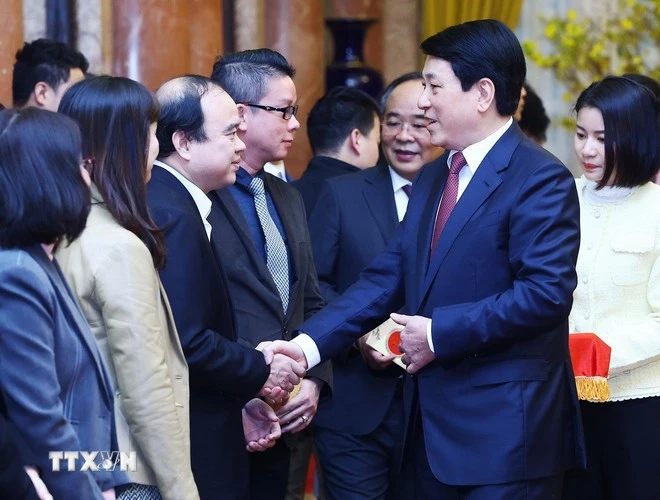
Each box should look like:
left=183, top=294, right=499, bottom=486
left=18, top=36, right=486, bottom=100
left=248, top=176, right=290, bottom=313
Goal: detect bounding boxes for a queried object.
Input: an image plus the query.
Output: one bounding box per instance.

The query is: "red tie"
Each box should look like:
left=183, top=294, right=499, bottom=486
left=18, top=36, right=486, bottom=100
left=430, top=152, right=467, bottom=256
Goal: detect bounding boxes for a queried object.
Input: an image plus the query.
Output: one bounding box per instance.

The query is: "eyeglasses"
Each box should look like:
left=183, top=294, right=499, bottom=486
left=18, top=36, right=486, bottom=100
left=381, top=119, right=430, bottom=138
left=243, top=102, right=299, bottom=120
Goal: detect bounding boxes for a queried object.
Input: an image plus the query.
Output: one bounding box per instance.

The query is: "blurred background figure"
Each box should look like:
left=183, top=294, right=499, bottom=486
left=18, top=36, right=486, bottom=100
left=56, top=76, right=200, bottom=500
left=563, top=76, right=660, bottom=500
left=518, top=83, right=551, bottom=146
left=293, top=86, right=382, bottom=217
left=0, top=107, right=126, bottom=499
left=12, top=39, right=87, bottom=111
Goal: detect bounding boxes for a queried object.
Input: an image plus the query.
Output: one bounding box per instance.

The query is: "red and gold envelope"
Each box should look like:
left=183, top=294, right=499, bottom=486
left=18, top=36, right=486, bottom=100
left=365, top=318, right=406, bottom=369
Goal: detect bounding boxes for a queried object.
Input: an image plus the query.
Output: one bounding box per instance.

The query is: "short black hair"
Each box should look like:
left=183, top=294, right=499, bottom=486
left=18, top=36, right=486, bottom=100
left=307, top=87, right=380, bottom=155
left=622, top=73, right=660, bottom=99
left=0, top=108, right=90, bottom=247
left=155, top=75, right=219, bottom=159
left=379, top=72, right=423, bottom=114
left=574, top=76, right=660, bottom=188
left=211, top=48, right=295, bottom=104
left=420, top=19, right=525, bottom=116
left=12, top=39, right=89, bottom=107
left=519, top=83, right=550, bottom=144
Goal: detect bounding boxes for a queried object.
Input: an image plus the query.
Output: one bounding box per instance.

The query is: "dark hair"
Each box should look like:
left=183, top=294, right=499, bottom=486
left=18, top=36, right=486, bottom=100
left=307, top=87, right=380, bottom=155
left=621, top=73, right=660, bottom=99
left=155, top=75, right=221, bottom=159
left=420, top=19, right=525, bottom=116
left=379, top=72, right=423, bottom=113
left=519, top=83, right=550, bottom=144
left=58, top=76, right=166, bottom=268
left=574, top=76, right=660, bottom=188
left=0, top=108, right=90, bottom=247
left=12, top=39, right=89, bottom=107
left=211, top=48, right=295, bottom=104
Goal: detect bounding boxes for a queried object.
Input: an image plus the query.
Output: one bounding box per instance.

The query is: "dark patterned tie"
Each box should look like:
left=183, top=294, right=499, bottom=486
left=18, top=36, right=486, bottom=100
left=430, top=152, right=467, bottom=257
left=248, top=176, right=289, bottom=313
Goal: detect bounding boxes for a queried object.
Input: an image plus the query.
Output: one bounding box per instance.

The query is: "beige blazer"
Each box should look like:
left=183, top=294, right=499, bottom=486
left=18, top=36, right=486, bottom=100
left=57, top=186, right=199, bottom=500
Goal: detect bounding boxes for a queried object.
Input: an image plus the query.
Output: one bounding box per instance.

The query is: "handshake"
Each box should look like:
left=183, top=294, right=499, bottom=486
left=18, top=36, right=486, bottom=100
left=242, top=341, right=311, bottom=453
left=256, top=340, right=309, bottom=405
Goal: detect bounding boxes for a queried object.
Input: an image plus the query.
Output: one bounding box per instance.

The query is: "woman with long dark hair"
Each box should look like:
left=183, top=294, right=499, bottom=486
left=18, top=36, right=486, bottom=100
left=57, top=76, right=199, bottom=500
left=0, top=107, right=127, bottom=499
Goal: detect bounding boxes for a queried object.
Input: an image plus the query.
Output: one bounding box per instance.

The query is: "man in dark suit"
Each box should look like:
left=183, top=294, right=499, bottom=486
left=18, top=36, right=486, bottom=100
left=210, top=49, right=332, bottom=500
left=292, top=86, right=381, bottom=217
left=263, top=19, right=585, bottom=499
left=146, top=75, right=305, bottom=500
left=308, top=72, right=442, bottom=500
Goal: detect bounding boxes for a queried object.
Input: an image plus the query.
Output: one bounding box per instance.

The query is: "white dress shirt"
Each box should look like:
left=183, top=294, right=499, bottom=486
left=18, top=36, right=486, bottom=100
left=388, top=166, right=412, bottom=222
left=295, top=118, right=514, bottom=369
left=264, top=161, right=289, bottom=182
left=154, top=160, right=213, bottom=240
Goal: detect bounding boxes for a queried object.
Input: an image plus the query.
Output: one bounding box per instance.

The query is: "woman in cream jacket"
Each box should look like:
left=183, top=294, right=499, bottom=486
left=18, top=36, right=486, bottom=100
left=57, top=76, right=199, bottom=500
left=564, top=76, right=660, bottom=499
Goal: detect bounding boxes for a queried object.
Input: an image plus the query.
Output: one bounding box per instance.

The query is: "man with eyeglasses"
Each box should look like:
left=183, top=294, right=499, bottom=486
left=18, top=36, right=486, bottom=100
left=209, top=49, right=332, bottom=500
left=306, top=72, right=442, bottom=500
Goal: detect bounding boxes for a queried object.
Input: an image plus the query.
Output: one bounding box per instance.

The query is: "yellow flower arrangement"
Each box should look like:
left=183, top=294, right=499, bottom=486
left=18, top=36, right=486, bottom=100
left=523, top=0, right=659, bottom=127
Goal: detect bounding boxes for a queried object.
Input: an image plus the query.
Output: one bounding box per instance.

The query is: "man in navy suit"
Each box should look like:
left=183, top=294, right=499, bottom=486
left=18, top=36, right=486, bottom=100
left=308, top=73, right=442, bottom=500
left=262, top=19, right=585, bottom=499
left=293, top=86, right=381, bottom=217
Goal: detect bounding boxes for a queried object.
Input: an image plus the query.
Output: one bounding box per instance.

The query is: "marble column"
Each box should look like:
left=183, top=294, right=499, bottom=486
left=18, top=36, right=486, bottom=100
left=112, top=0, right=190, bottom=91
left=382, top=0, right=420, bottom=84
left=234, top=0, right=265, bottom=51
left=0, top=0, right=24, bottom=106
left=265, top=0, right=324, bottom=179
left=189, top=0, right=223, bottom=77
left=326, top=0, right=383, bottom=76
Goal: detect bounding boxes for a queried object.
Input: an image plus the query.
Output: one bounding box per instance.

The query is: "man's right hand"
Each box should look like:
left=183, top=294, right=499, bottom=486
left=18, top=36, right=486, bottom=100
left=257, top=350, right=306, bottom=405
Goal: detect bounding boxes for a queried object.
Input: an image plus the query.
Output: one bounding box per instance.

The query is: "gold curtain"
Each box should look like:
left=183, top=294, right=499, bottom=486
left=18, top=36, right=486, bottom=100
left=422, top=0, right=525, bottom=40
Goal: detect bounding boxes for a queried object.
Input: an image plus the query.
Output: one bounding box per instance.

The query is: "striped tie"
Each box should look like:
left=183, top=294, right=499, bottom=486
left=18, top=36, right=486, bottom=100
left=248, top=176, right=290, bottom=313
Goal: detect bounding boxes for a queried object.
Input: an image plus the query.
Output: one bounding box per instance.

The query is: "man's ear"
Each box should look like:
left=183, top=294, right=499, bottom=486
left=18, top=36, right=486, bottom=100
left=237, top=103, right=248, bottom=132
left=476, top=78, right=496, bottom=113
left=172, top=130, right=192, bottom=160
left=348, top=128, right=361, bottom=155
left=32, top=82, right=51, bottom=107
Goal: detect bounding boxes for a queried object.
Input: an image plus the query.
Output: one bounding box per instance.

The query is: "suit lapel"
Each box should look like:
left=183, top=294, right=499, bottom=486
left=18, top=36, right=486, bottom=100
left=362, top=165, right=399, bottom=244
left=264, top=174, right=300, bottom=319
left=416, top=123, right=524, bottom=309
left=211, top=186, right=284, bottom=311
left=26, top=245, right=114, bottom=404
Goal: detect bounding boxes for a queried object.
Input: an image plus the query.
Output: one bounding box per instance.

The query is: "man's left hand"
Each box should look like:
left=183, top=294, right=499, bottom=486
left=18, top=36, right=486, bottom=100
left=392, top=313, right=435, bottom=374
left=276, top=378, right=322, bottom=433
left=243, top=398, right=282, bottom=452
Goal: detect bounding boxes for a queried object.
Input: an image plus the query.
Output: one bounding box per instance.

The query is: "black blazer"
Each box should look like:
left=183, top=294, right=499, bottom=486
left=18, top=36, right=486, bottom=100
left=147, top=165, right=270, bottom=500
left=291, top=156, right=361, bottom=217
left=308, top=163, right=402, bottom=434
left=211, top=173, right=331, bottom=387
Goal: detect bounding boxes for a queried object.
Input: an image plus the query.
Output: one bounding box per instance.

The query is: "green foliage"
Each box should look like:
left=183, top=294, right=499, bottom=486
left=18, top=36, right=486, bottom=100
left=523, top=0, right=660, bottom=127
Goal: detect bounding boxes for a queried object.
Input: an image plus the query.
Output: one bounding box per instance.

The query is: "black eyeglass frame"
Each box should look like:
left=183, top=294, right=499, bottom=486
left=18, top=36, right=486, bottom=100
left=242, top=102, right=298, bottom=120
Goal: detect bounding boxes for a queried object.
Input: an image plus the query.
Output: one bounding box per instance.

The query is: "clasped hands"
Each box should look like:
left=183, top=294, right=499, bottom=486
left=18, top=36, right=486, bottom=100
left=243, top=342, right=310, bottom=452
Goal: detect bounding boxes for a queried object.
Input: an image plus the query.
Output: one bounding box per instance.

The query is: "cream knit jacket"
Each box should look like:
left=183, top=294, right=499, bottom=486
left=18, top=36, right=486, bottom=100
left=569, top=177, right=660, bottom=401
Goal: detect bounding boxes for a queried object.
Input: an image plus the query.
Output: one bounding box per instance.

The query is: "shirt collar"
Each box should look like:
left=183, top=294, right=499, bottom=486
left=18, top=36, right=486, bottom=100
left=154, top=159, right=212, bottom=221
left=234, top=166, right=263, bottom=190
left=447, top=118, right=513, bottom=174
left=388, top=165, right=412, bottom=192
